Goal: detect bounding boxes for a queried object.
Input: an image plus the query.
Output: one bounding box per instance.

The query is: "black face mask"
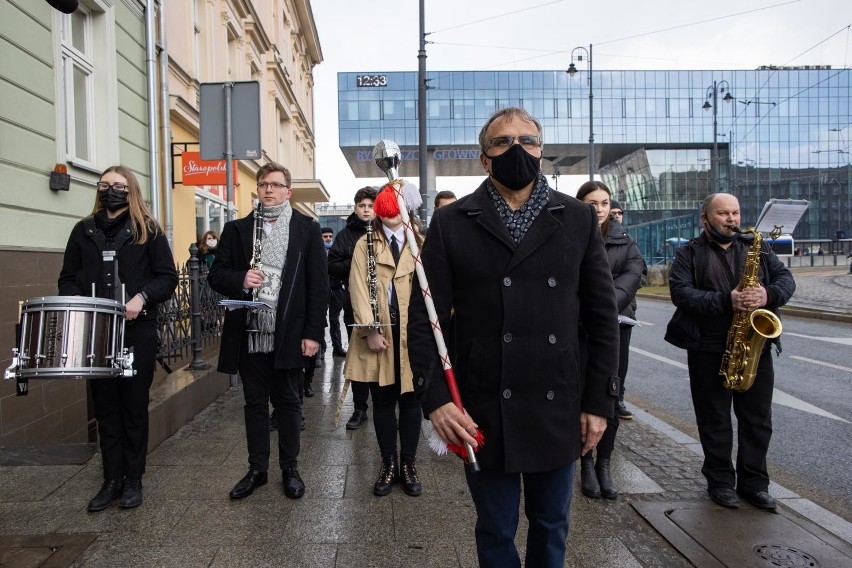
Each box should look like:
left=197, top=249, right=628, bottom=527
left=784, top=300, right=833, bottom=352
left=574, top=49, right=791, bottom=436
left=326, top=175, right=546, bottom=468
left=485, top=143, right=541, bottom=191
left=99, top=186, right=129, bottom=212
left=705, top=222, right=738, bottom=244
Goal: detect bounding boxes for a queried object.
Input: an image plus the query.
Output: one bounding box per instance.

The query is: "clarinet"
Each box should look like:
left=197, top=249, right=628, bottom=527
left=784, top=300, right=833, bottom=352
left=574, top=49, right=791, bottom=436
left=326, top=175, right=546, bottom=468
left=246, top=201, right=264, bottom=332
left=364, top=222, right=382, bottom=333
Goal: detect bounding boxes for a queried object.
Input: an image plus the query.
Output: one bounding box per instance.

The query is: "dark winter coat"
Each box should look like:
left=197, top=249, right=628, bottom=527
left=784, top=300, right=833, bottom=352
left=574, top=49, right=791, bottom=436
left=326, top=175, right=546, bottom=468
left=665, top=232, right=795, bottom=353
left=408, top=181, right=621, bottom=474
left=58, top=214, right=178, bottom=319
left=604, top=220, right=645, bottom=321
left=328, top=212, right=370, bottom=323
left=208, top=209, right=328, bottom=373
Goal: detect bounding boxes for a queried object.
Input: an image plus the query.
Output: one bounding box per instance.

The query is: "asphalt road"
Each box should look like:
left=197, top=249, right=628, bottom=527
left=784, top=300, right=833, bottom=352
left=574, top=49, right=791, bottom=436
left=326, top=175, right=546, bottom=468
left=626, top=298, right=852, bottom=522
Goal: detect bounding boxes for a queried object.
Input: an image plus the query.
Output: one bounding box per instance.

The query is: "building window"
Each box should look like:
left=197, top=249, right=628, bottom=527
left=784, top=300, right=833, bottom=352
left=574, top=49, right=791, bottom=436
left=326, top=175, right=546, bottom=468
left=60, top=7, right=95, bottom=163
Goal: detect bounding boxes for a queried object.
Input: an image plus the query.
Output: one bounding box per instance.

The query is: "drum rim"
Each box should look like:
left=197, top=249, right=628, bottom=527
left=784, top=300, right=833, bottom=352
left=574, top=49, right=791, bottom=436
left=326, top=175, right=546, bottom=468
left=18, top=367, right=123, bottom=378
left=22, top=295, right=126, bottom=314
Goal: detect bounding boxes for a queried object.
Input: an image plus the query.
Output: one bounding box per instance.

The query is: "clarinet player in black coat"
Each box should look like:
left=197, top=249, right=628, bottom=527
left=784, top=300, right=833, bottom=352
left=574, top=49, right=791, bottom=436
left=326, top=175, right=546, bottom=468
left=58, top=165, right=178, bottom=512
left=208, top=162, right=328, bottom=500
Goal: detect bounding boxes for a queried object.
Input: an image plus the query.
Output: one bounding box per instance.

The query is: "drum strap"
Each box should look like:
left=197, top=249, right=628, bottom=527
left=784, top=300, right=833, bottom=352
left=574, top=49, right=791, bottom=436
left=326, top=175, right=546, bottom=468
left=83, top=216, right=133, bottom=301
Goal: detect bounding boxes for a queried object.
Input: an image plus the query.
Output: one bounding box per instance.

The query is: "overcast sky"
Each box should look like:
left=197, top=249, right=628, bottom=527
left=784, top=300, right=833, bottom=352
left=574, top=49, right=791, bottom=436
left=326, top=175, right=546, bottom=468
left=310, top=0, right=852, bottom=203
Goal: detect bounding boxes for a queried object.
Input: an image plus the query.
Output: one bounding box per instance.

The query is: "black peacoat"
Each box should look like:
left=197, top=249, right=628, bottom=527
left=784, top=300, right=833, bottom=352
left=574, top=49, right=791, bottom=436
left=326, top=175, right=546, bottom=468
left=208, top=208, right=328, bottom=373
left=408, top=180, right=621, bottom=474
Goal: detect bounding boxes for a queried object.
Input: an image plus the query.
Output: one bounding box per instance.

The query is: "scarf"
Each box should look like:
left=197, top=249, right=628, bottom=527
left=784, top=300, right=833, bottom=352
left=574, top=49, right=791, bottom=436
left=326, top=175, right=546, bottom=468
left=248, top=201, right=293, bottom=353
left=486, top=172, right=551, bottom=244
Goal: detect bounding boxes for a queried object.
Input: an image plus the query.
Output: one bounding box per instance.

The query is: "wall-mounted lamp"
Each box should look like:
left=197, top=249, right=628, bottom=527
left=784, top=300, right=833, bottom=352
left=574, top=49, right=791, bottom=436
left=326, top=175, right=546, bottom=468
left=49, top=163, right=70, bottom=191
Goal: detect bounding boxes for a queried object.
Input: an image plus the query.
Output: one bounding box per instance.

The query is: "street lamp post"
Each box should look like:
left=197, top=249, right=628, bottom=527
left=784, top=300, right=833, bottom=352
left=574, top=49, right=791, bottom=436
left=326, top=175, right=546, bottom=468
left=567, top=44, right=594, bottom=181
left=703, top=80, right=733, bottom=193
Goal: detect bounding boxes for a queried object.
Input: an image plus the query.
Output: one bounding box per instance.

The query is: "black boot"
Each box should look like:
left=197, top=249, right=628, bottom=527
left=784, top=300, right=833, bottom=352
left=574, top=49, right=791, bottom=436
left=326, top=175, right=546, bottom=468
left=596, top=458, right=619, bottom=499
left=87, top=478, right=124, bottom=512
left=119, top=477, right=143, bottom=509
left=373, top=454, right=398, bottom=496
left=580, top=453, right=601, bottom=498
left=304, top=368, right=315, bottom=398
left=400, top=454, right=422, bottom=497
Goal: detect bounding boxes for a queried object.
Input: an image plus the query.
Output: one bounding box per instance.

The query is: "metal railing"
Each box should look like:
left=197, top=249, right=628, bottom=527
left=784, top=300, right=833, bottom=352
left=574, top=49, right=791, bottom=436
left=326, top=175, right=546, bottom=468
left=156, top=244, right=223, bottom=371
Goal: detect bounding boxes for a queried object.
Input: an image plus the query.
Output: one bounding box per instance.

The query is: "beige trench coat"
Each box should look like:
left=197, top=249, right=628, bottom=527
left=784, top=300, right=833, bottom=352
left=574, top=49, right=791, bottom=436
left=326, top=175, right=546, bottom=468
left=343, top=232, right=416, bottom=393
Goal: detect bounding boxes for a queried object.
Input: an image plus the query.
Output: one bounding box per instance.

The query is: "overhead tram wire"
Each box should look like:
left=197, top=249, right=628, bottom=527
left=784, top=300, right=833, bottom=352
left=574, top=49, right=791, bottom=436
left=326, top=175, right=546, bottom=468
left=428, top=0, right=566, bottom=35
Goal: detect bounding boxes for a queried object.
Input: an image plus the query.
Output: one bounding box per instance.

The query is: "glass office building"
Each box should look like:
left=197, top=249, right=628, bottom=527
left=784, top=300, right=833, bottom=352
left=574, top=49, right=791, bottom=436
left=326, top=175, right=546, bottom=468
left=338, top=68, right=850, bottom=242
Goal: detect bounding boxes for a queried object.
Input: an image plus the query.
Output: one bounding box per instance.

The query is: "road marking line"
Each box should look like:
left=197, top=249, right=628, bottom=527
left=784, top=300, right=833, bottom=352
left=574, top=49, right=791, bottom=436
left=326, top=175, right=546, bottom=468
left=789, top=355, right=852, bottom=374
left=630, top=347, right=850, bottom=423
left=785, top=332, right=852, bottom=346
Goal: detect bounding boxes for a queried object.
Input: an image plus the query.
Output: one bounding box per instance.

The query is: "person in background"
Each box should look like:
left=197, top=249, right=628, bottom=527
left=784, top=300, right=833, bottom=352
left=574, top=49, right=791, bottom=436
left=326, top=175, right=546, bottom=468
left=344, top=189, right=424, bottom=497
left=328, top=187, right=378, bottom=430
left=408, top=107, right=619, bottom=567
left=434, top=190, right=457, bottom=209
left=59, top=165, right=178, bottom=512
left=576, top=181, right=645, bottom=500
left=198, top=230, right=218, bottom=269
left=609, top=202, right=624, bottom=224
left=208, top=162, right=328, bottom=501
left=665, top=193, right=795, bottom=512
left=322, top=227, right=346, bottom=358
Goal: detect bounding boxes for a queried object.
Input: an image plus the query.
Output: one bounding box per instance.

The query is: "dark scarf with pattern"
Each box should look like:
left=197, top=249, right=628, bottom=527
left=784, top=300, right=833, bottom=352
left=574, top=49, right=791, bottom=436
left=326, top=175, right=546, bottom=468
left=486, top=172, right=550, bottom=244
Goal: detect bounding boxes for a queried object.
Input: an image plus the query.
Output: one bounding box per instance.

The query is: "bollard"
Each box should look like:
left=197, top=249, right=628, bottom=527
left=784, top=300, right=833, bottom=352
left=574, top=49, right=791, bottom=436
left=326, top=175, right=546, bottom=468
left=188, top=243, right=210, bottom=370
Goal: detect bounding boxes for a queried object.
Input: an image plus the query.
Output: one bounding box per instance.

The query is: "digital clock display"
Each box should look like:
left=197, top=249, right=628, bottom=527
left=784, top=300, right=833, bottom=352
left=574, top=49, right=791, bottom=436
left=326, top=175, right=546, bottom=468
left=356, top=74, right=388, bottom=87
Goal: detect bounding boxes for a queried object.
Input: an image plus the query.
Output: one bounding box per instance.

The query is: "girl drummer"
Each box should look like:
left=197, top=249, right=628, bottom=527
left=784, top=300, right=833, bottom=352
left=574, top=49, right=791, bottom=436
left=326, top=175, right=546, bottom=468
left=58, top=165, right=177, bottom=512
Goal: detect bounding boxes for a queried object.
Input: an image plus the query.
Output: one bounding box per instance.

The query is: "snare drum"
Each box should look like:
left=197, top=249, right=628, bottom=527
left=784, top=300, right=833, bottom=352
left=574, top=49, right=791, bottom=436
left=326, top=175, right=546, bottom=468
left=8, top=296, right=132, bottom=380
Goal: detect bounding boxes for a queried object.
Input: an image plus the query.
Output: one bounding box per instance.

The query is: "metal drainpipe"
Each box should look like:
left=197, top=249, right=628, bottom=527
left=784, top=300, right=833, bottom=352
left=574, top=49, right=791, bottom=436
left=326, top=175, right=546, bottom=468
left=145, top=0, right=161, bottom=222
left=158, top=0, right=174, bottom=247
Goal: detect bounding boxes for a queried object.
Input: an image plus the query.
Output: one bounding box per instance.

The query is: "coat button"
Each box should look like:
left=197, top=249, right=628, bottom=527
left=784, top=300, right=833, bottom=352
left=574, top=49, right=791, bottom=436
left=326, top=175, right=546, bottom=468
left=546, top=390, right=555, bottom=400
left=548, top=334, right=557, bottom=344
left=503, top=277, right=512, bottom=286
left=502, top=389, right=512, bottom=399
left=503, top=333, right=513, bottom=343
left=547, top=277, right=557, bottom=287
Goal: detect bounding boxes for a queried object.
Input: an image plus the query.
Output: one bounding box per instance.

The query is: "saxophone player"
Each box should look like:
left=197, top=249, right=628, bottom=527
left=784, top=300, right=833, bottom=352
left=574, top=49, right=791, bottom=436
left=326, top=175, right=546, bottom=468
left=665, top=193, right=795, bottom=512
left=208, top=163, right=328, bottom=500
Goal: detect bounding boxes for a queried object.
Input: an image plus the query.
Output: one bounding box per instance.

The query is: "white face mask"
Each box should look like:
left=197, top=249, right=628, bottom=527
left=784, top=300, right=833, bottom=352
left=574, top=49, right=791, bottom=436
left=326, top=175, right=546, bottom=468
left=206, top=239, right=217, bottom=248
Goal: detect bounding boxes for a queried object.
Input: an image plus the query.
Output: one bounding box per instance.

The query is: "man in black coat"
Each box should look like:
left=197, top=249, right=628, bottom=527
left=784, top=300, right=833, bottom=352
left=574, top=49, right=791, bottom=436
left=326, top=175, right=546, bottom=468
left=408, top=107, right=619, bottom=567
left=208, top=163, right=328, bottom=500
left=665, top=193, right=795, bottom=512
left=327, top=186, right=377, bottom=429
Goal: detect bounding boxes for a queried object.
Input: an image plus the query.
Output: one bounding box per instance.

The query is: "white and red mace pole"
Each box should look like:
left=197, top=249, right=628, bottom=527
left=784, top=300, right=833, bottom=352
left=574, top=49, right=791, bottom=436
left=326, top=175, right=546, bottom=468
left=372, top=140, right=482, bottom=472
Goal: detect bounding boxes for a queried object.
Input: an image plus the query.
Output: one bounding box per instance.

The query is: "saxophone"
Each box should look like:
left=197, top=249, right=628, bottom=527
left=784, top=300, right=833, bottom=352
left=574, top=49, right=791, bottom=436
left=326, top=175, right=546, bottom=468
left=719, top=227, right=783, bottom=392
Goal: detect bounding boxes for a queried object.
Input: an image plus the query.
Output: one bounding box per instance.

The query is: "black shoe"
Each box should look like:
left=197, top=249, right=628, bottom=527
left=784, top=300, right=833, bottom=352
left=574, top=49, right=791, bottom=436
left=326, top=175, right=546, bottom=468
left=400, top=455, right=422, bottom=496
left=304, top=381, right=315, bottom=398
left=709, top=487, right=740, bottom=508
left=229, top=469, right=268, bottom=499
left=333, top=348, right=348, bottom=358
left=595, top=458, right=619, bottom=500
left=580, top=454, right=600, bottom=498
left=283, top=467, right=305, bottom=499
left=738, top=489, right=777, bottom=512
left=374, top=454, right=399, bottom=496
left=345, top=409, right=368, bottom=430
left=119, top=477, right=143, bottom=509
left=616, top=400, right=633, bottom=420
left=87, top=479, right=124, bottom=512
left=301, top=415, right=306, bottom=431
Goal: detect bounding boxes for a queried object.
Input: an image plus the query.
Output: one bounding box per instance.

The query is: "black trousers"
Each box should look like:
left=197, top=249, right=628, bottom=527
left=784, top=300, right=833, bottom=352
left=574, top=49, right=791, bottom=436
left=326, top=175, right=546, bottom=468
left=238, top=339, right=303, bottom=471
left=591, top=325, right=631, bottom=459
left=329, top=287, right=345, bottom=351
left=343, top=291, right=369, bottom=412
left=687, top=348, right=774, bottom=493
left=368, top=307, right=422, bottom=459
left=90, top=319, right=156, bottom=481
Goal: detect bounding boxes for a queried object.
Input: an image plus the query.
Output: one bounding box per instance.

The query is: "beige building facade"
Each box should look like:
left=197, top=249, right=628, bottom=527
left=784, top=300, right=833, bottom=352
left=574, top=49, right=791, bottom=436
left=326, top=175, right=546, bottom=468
left=0, top=0, right=326, bottom=448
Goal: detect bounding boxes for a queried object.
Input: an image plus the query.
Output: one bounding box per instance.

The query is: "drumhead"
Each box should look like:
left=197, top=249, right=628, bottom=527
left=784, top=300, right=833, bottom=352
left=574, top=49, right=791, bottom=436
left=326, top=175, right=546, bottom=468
left=22, top=296, right=126, bottom=316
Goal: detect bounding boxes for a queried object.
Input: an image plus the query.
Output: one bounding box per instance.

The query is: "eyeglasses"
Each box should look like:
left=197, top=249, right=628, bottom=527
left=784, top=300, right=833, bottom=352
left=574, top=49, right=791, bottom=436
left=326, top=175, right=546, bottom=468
left=487, top=135, right=542, bottom=152
left=611, top=211, right=623, bottom=216
left=257, top=182, right=289, bottom=190
left=96, top=182, right=128, bottom=192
